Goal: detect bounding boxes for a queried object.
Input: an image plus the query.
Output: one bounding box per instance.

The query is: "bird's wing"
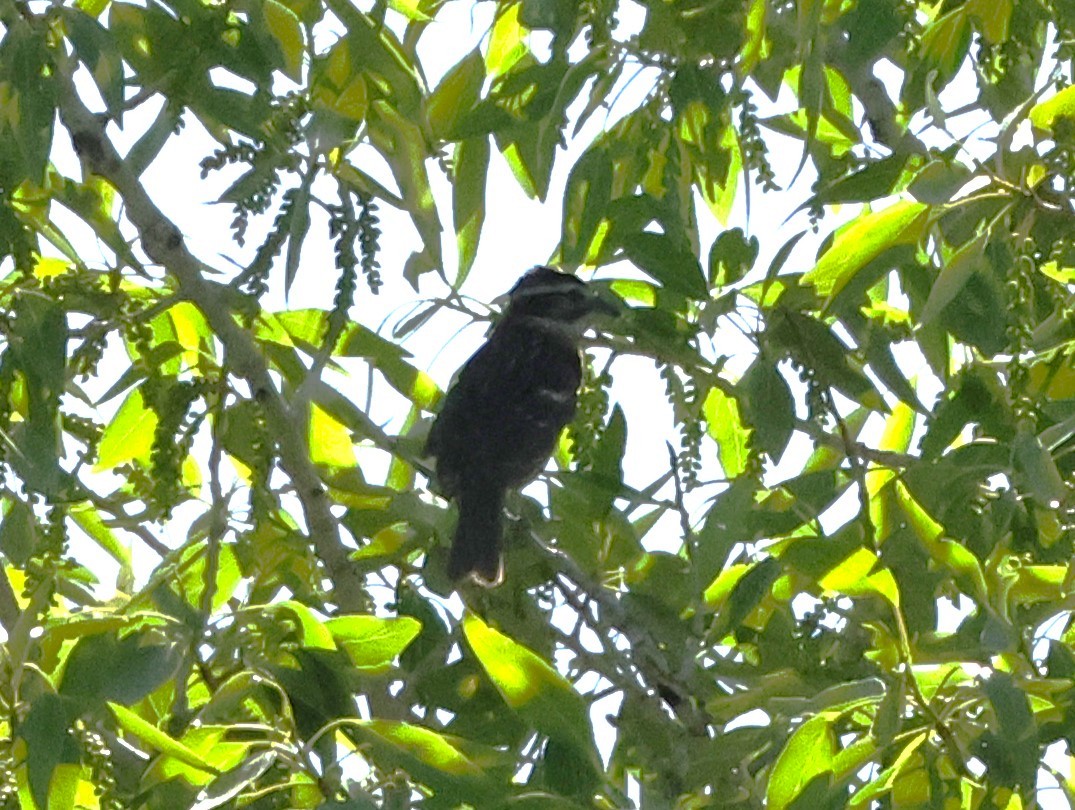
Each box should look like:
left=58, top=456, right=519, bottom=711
left=426, top=324, right=581, bottom=489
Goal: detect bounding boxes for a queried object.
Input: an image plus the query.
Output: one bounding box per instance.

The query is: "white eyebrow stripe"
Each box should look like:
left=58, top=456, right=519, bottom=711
left=516, top=283, right=583, bottom=296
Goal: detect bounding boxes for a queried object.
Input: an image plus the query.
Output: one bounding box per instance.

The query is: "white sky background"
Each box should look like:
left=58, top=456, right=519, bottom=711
left=36, top=0, right=1075, bottom=802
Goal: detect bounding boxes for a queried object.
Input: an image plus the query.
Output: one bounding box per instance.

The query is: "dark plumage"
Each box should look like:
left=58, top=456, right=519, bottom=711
left=425, top=267, right=615, bottom=584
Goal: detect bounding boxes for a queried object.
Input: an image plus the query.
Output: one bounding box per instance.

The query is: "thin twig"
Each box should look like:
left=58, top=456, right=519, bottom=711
left=666, top=442, right=695, bottom=559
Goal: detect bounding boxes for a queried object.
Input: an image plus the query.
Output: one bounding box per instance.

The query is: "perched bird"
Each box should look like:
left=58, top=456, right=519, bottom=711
left=425, top=267, right=616, bottom=584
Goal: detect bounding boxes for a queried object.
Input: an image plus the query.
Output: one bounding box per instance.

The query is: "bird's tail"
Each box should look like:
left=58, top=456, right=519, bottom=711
left=448, top=486, right=505, bottom=584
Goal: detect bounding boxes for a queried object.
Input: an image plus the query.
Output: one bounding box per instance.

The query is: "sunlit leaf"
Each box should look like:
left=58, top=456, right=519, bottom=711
left=1030, top=85, right=1075, bottom=131
left=818, top=547, right=900, bottom=608
left=95, top=387, right=157, bottom=471
left=463, top=613, right=596, bottom=759
left=428, top=50, right=485, bottom=140
left=803, top=201, right=929, bottom=302
left=325, top=614, right=421, bottom=671
left=109, top=703, right=220, bottom=775
left=486, top=2, right=528, bottom=77
left=767, top=712, right=837, bottom=809
left=263, top=0, right=304, bottom=81
left=703, top=386, right=750, bottom=477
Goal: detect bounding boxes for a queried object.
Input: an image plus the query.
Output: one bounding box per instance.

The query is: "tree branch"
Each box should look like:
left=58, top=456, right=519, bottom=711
left=53, top=62, right=368, bottom=613
left=546, top=547, right=711, bottom=735
left=794, top=417, right=918, bottom=469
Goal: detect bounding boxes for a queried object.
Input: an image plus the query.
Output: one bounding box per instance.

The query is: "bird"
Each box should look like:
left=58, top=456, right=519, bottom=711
left=424, top=267, right=616, bottom=584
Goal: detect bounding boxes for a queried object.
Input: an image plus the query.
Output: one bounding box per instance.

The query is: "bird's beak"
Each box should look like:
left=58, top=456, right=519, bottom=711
left=588, top=289, right=620, bottom=318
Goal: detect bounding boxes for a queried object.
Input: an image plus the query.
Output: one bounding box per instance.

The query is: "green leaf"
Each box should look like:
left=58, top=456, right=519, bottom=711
left=263, top=0, right=305, bottom=81
left=463, top=613, right=596, bottom=759
left=977, top=672, right=1039, bottom=788
left=428, top=50, right=485, bottom=140
left=742, top=358, right=794, bottom=460
left=60, top=631, right=180, bottom=705
left=1011, top=425, right=1066, bottom=505
left=709, top=557, right=781, bottom=632
left=622, top=231, right=708, bottom=298
left=12, top=292, right=66, bottom=398
left=192, top=84, right=273, bottom=141
left=268, top=310, right=442, bottom=409
left=62, top=9, right=125, bottom=116
left=452, top=137, right=489, bottom=285
left=9, top=294, right=69, bottom=496
left=709, top=227, right=759, bottom=286
left=767, top=712, right=836, bottom=809
left=520, top=0, right=573, bottom=32
left=20, top=693, right=78, bottom=810
left=1029, top=84, right=1075, bottom=131
left=703, top=386, right=750, bottom=477
left=0, top=24, right=56, bottom=183
left=349, top=719, right=507, bottom=801
left=126, top=103, right=182, bottom=176
left=191, top=750, right=278, bottom=810
left=270, top=601, right=337, bottom=650
left=895, top=481, right=988, bottom=601
left=56, top=176, right=141, bottom=268
left=803, top=201, right=929, bottom=302
left=561, top=147, right=613, bottom=267
left=907, top=157, right=972, bottom=204
left=109, top=702, right=221, bottom=775
left=95, top=387, right=157, bottom=471
left=771, top=310, right=885, bottom=411
left=804, top=154, right=910, bottom=210
left=311, top=38, right=370, bottom=136
left=0, top=497, right=37, bottom=565
left=324, top=614, right=421, bottom=672
left=864, top=334, right=923, bottom=412
left=127, top=540, right=242, bottom=619
left=919, top=231, right=987, bottom=326
left=850, top=732, right=928, bottom=807
left=368, top=100, right=443, bottom=268
left=285, top=178, right=313, bottom=297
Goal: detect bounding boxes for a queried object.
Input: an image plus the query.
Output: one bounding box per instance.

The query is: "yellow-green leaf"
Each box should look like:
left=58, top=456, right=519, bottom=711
left=767, top=712, right=837, bottom=809
left=453, top=136, right=489, bottom=285
left=803, top=201, right=929, bottom=302
left=109, top=703, right=220, bottom=775
left=919, top=231, right=987, bottom=326
left=310, top=403, right=356, bottom=468
left=895, top=481, right=988, bottom=601
left=1030, top=85, right=1075, bottom=132
left=265, top=1, right=305, bottom=83
left=818, top=547, right=900, bottom=608
left=95, top=388, right=157, bottom=471
left=703, top=386, right=750, bottom=478
left=486, top=2, right=528, bottom=77
left=271, top=601, right=337, bottom=650
left=427, top=50, right=484, bottom=140
left=324, top=615, right=421, bottom=671
left=463, top=613, right=596, bottom=757
left=388, top=0, right=432, bottom=20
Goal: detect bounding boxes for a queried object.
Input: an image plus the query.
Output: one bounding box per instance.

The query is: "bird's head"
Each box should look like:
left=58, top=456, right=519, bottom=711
left=501, top=266, right=618, bottom=327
